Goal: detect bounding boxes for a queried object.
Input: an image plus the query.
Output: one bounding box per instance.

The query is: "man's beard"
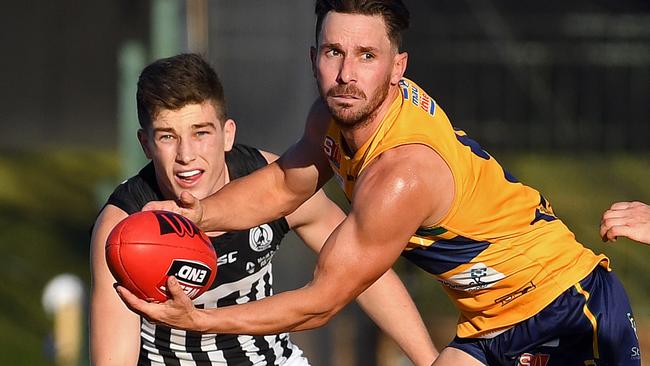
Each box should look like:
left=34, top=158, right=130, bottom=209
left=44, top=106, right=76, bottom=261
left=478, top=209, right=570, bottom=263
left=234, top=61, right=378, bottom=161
left=321, top=76, right=391, bottom=130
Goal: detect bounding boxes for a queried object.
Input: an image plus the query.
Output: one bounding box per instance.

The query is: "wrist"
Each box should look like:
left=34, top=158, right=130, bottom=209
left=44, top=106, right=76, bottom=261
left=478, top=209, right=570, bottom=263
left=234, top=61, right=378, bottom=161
left=192, top=308, right=209, bottom=333
left=197, top=201, right=208, bottom=231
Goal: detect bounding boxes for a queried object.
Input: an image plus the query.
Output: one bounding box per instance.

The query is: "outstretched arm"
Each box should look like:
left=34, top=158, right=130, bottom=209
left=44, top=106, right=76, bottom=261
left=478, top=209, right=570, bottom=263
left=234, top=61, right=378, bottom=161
left=600, top=201, right=650, bottom=245
left=286, top=181, right=438, bottom=365
left=118, top=144, right=453, bottom=340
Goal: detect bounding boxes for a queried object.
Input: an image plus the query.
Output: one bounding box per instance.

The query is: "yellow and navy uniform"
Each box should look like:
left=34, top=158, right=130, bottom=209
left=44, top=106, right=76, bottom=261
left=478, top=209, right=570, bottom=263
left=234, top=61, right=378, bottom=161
left=322, top=78, right=609, bottom=338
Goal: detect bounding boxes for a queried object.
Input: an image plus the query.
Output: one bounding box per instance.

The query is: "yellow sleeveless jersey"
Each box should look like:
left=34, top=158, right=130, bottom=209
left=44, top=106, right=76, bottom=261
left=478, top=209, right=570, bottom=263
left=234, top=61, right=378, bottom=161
left=322, top=78, right=609, bottom=338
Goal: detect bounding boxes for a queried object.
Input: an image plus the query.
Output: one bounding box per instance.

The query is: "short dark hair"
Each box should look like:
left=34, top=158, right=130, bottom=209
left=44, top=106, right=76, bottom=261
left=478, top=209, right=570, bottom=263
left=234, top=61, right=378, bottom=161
left=314, top=0, right=410, bottom=50
left=136, top=53, right=227, bottom=129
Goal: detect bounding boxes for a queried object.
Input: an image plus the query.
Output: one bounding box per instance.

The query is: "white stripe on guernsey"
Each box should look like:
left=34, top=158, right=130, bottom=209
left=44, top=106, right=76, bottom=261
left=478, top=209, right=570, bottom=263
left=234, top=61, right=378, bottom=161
left=169, top=328, right=187, bottom=351
left=193, top=264, right=271, bottom=306
left=178, top=358, right=197, bottom=366
left=203, top=334, right=228, bottom=364
left=283, top=345, right=311, bottom=366
left=141, top=320, right=157, bottom=344
left=199, top=333, right=219, bottom=352
left=139, top=263, right=303, bottom=365
left=237, top=335, right=266, bottom=365
left=233, top=286, right=267, bottom=365
left=267, top=264, right=274, bottom=296
left=141, top=347, right=166, bottom=365
left=168, top=328, right=200, bottom=365
left=266, top=335, right=284, bottom=363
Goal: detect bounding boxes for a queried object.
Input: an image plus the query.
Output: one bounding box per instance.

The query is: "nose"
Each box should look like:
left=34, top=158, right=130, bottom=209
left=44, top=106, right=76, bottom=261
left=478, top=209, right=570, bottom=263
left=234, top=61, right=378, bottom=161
left=175, top=137, right=196, bottom=164
left=337, top=56, right=357, bottom=84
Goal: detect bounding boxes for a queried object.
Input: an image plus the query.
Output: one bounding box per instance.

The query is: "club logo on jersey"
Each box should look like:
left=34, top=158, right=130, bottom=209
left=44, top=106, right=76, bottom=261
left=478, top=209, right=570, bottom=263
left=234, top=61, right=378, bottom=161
left=439, top=263, right=505, bottom=292
left=159, top=260, right=212, bottom=298
left=249, top=224, right=273, bottom=252
left=155, top=211, right=198, bottom=237
left=517, top=353, right=550, bottom=366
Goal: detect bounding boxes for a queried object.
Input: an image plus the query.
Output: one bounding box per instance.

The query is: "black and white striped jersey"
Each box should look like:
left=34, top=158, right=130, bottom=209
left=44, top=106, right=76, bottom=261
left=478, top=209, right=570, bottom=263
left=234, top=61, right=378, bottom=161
left=106, top=144, right=309, bottom=366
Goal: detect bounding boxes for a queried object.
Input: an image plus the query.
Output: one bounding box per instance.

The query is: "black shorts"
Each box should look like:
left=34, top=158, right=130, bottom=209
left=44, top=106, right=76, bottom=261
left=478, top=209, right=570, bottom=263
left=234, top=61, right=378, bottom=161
left=449, top=266, right=641, bottom=365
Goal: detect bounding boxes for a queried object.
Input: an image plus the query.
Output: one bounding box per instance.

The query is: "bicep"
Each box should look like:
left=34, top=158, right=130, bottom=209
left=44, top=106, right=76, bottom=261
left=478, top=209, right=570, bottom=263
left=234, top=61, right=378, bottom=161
left=309, top=156, right=442, bottom=305
left=90, top=205, right=140, bottom=365
left=309, top=197, right=424, bottom=308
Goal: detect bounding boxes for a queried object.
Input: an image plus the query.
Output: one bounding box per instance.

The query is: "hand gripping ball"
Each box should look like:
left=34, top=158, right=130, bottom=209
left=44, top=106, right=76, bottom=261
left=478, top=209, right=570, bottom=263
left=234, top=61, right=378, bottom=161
left=106, top=210, right=217, bottom=302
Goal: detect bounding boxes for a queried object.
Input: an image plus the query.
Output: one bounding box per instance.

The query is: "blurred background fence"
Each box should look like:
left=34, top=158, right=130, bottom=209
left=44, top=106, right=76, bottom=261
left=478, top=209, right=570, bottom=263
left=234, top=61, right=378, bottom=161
left=0, top=1, right=649, bottom=365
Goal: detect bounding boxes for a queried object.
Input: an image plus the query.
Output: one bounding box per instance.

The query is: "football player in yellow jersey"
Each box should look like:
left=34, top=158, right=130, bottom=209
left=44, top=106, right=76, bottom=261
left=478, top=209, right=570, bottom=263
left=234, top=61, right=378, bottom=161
left=120, top=0, right=641, bottom=365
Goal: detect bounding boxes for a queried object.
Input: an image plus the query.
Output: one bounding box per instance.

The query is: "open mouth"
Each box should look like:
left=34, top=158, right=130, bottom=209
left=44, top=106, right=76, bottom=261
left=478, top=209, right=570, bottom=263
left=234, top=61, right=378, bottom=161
left=175, top=169, right=204, bottom=187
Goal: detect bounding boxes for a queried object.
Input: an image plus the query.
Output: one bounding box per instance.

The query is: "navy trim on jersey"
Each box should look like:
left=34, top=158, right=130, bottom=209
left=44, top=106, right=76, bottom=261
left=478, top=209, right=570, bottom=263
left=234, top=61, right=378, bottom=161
left=402, top=235, right=491, bottom=275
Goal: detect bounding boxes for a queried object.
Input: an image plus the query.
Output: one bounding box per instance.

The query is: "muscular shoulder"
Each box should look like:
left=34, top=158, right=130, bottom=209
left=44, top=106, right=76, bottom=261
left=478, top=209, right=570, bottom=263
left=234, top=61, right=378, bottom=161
left=355, top=144, right=454, bottom=227
left=305, top=98, right=331, bottom=139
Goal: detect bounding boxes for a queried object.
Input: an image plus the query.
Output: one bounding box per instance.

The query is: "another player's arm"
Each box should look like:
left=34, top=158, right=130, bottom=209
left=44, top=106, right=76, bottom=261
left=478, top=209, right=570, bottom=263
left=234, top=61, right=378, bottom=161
left=285, top=181, right=439, bottom=365
left=90, top=205, right=141, bottom=365
left=120, top=144, right=453, bottom=338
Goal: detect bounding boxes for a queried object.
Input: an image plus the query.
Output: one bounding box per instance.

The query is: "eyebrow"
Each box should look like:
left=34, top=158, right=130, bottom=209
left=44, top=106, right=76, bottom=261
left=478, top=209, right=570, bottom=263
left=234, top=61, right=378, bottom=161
left=191, top=122, right=217, bottom=129
left=358, top=46, right=379, bottom=53
left=320, top=43, right=379, bottom=54
left=152, top=122, right=217, bottom=133
left=153, top=127, right=174, bottom=133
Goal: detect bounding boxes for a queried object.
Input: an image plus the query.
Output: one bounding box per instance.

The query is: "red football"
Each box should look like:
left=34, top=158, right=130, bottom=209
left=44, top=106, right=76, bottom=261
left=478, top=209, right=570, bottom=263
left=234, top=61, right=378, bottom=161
left=106, top=210, right=217, bottom=302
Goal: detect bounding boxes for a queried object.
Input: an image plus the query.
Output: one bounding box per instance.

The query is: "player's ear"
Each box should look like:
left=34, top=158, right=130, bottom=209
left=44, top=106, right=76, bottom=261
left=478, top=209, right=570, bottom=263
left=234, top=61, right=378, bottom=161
left=390, top=51, right=408, bottom=85
left=137, top=128, right=153, bottom=159
left=222, top=119, right=236, bottom=152
left=310, top=46, right=317, bottom=78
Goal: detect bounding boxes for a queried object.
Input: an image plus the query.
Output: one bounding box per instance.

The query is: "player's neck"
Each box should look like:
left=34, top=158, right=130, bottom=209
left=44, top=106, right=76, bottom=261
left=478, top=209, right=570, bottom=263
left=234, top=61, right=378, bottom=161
left=340, top=86, right=399, bottom=154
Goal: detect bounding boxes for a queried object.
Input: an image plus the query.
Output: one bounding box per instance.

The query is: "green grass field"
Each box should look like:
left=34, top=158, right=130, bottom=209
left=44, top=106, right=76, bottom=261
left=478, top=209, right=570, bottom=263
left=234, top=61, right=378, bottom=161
left=1, top=149, right=648, bottom=365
